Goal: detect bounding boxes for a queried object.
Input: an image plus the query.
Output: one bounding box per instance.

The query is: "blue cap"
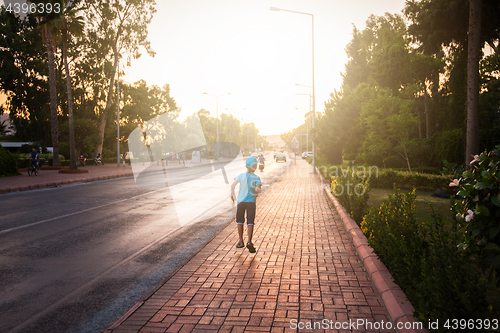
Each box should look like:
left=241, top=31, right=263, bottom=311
left=246, top=157, right=258, bottom=168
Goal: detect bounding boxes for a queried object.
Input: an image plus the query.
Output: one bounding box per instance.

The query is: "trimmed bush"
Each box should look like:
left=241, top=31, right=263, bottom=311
left=59, top=142, right=70, bottom=161
left=39, top=153, right=64, bottom=161
left=361, top=189, right=499, bottom=323
left=369, top=168, right=451, bottom=191
left=343, top=153, right=356, bottom=161
left=15, top=154, right=47, bottom=169
left=0, top=144, right=19, bottom=176
left=317, top=164, right=449, bottom=191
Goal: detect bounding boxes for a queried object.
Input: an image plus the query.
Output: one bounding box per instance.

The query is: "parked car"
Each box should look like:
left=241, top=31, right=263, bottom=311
left=275, top=153, right=287, bottom=162
left=302, top=152, right=313, bottom=159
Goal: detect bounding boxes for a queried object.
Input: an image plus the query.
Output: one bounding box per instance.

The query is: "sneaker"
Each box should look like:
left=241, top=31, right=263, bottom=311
left=246, top=242, right=256, bottom=253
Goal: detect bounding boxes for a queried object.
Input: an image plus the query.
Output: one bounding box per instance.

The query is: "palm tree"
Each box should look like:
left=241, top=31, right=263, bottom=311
left=41, top=23, right=61, bottom=166
left=35, top=0, right=86, bottom=169
left=36, top=1, right=63, bottom=167
left=57, top=0, right=86, bottom=170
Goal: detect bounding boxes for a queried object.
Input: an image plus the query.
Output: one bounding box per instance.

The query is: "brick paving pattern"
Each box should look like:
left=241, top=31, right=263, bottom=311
left=106, top=161, right=394, bottom=333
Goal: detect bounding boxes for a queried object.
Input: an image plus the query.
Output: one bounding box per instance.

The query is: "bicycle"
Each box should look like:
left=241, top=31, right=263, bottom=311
left=28, top=159, right=38, bottom=176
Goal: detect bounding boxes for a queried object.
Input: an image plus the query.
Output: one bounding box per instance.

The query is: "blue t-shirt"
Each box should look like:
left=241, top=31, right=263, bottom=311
left=30, top=151, right=39, bottom=161
left=234, top=172, right=262, bottom=203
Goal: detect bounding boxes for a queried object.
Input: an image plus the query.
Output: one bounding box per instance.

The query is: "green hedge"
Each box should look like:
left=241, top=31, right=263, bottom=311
left=361, top=189, right=500, bottom=324
left=16, top=157, right=46, bottom=169
left=39, top=153, right=64, bottom=161
left=368, top=168, right=451, bottom=191
left=318, top=165, right=450, bottom=191
left=0, top=145, right=19, bottom=176
left=16, top=153, right=64, bottom=167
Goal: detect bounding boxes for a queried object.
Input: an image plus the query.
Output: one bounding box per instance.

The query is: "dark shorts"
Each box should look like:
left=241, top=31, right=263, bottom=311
left=236, top=202, right=256, bottom=226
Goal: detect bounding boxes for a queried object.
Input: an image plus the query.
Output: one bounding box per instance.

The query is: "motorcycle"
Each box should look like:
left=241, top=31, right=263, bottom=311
left=94, top=153, right=104, bottom=165
left=76, top=154, right=86, bottom=167
left=258, top=161, right=264, bottom=172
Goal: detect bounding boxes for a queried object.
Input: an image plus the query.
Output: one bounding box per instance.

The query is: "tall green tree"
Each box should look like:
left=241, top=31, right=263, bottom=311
left=84, top=0, right=157, bottom=155
left=405, top=0, right=500, bottom=164
left=409, top=52, right=442, bottom=138
left=220, top=114, right=241, bottom=146
left=316, top=13, right=418, bottom=165
left=57, top=0, right=86, bottom=169
left=0, top=7, right=51, bottom=143
left=32, top=0, right=65, bottom=166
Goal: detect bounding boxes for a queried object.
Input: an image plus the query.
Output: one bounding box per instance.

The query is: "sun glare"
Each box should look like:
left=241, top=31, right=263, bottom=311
left=121, top=0, right=408, bottom=136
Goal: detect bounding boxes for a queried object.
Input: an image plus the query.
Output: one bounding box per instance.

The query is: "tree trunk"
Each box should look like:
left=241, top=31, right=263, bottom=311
left=45, top=27, right=60, bottom=166
left=466, top=0, right=482, bottom=165
left=416, top=104, right=422, bottom=139
left=423, top=80, right=431, bottom=139
left=62, top=27, right=77, bottom=170
left=96, top=46, right=119, bottom=155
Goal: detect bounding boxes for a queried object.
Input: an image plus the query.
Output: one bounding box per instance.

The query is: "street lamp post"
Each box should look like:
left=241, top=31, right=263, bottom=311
left=295, top=90, right=312, bottom=151
left=204, top=92, right=231, bottom=160
left=296, top=108, right=310, bottom=153
left=271, top=7, right=316, bottom=173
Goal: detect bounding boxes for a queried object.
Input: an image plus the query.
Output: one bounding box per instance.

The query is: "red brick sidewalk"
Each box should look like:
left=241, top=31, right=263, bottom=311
left=105, top=161, right=396, bottom=333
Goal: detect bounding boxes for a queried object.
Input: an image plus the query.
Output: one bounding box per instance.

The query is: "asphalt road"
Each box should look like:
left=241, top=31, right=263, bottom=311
left=0, top=153, right=292, bottom=333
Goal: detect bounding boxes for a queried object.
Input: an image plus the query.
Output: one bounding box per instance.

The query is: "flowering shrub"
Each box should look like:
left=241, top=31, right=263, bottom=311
left=331, top=172, right=370, bottom=224
left=450, top=145, right=500, bottom=270
left=361, top=189, right=499, bottom=322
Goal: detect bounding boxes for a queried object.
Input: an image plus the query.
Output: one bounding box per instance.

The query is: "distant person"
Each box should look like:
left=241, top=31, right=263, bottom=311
left=28, top=147, right=39, bottom=170
left=182, top=152, right=186, bottom=166
left=230, top=156, right=262, bottom=253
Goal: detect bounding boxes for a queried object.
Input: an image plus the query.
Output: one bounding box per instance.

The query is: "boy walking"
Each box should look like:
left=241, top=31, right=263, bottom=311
left=231, top=156, right=262, bottom=253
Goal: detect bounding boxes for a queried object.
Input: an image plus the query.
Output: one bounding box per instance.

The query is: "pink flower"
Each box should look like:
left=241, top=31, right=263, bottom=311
left=449, top=179, right=460, bottom=187
left=469, top=154, right=480, bottom=165
left=465, top=209, right=474, bottom=222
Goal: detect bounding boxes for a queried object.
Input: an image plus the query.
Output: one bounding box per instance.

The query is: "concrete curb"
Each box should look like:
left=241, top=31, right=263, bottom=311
left=318, top=168, right=426, bottom=333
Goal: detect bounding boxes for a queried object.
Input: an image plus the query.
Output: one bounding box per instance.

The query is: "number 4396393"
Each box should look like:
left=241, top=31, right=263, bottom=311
left=5, top=2, right=61, bottom=15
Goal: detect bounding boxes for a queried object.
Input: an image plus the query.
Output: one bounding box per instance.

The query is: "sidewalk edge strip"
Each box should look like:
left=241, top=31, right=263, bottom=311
left=107, top=301, right=143, bottom=330
left=321, top=183, right=427, bottom=333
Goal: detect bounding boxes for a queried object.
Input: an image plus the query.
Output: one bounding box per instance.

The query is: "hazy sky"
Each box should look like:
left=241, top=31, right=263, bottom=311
left=4, top=0, right=409, bottom=136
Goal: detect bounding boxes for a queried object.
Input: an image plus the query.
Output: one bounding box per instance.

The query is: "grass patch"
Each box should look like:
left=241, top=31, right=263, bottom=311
left=368, top=188, right=454, bottom=224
